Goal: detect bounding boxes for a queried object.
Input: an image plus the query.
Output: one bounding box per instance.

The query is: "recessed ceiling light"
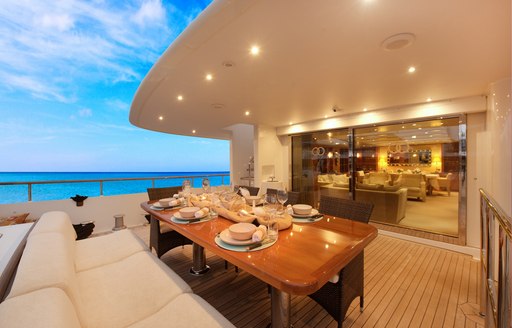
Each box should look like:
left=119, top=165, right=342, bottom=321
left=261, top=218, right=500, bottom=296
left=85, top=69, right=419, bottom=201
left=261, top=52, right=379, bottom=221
left=412, top=123, right=416, bottom=126
left=205, top=74, right=213, bottom=81
left=245, top=111, right=250, bottom=116
left=418, top=127, right=422, bottom=130
left=289, top=122, right=293, bottom=125
left=177, top=95, right=183, bottom=101
left=426, top=97, right=432, bottom=102
left=192, top=130, right=196, bottom=134
left=408, top=66, right=416, bottom=73
left=363, top=108, right=368, bottom=112
left=324, top=115, right=328, bottom=118
left=412, top=135, right=417, bottom=139
left=250, top=45, right=260, bottom=56
left=158, top=116, right=163, bottom=121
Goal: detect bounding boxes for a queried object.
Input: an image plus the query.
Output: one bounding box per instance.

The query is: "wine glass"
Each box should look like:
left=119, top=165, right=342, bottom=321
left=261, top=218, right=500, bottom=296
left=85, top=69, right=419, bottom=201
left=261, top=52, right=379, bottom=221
left=202, top=178, right=210, bottom=194
left=263, top=193, right=279, bottom=241
left=277, top=189, right=288, bottom=213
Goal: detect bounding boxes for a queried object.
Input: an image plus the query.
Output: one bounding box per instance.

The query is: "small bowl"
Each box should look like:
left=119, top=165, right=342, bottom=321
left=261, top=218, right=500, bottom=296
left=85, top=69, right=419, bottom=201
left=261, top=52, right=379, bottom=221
left=179, top=206, right=200, bottom=218
left=159, top=198, right=173, bottom=207
left=228, top=223, right=256, bottom=240
left=292, top=204, right=312, bottom=215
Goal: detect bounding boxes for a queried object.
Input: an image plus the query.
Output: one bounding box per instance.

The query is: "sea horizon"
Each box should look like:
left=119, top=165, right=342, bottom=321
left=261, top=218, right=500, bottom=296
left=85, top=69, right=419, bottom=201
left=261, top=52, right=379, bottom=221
left=0, top=171, right=230, bottom=204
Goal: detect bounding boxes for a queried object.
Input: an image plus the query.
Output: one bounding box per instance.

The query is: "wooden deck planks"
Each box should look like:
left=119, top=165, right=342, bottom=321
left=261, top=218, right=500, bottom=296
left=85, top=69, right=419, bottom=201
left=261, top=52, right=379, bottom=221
left=131, top=226, right=482, bottom=328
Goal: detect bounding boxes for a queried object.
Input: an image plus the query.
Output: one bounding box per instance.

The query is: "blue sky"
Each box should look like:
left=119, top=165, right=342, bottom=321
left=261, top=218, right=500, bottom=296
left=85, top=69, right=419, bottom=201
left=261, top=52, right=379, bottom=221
left=0, top=0, right=229, bottom=172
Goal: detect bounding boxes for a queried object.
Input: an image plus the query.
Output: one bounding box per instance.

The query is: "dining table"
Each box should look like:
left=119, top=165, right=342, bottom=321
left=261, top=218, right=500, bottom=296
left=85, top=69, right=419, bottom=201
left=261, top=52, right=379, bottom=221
left=141, top=201, right=378, bottom=328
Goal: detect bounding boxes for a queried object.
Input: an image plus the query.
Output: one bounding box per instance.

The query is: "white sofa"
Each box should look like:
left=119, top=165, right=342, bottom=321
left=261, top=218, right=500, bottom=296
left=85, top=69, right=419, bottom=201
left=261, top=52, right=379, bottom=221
left=0, top=211, right=234, bottom=328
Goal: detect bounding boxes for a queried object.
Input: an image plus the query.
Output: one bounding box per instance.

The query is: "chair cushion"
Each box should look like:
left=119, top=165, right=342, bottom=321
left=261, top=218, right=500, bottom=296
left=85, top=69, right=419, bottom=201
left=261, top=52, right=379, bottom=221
left=159, top=220, right=174, bottom=233
left=0, top=288, right=82, bottom=328
left=77, top=251, right=192, bottom=328
left=127, top=293, right=236, bottom=328
left=75, top=230, right=148, bottom=272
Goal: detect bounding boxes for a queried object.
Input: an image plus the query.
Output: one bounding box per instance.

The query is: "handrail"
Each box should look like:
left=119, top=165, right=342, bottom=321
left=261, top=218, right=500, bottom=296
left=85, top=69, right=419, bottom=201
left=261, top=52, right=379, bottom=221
left=479, top=188, right=511, bottom=328
left=0, top=173, right=229, bottom=202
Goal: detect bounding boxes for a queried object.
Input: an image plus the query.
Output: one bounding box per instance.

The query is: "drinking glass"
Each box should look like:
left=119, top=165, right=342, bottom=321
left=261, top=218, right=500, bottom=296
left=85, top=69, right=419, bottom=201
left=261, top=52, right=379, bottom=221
left=277, top=189, right=288, bottom=213
left=202, top=178, right=210, bottom=194
left=182, top=179, right=191, bottom=196
left=263, top=193, right=279, bottom=241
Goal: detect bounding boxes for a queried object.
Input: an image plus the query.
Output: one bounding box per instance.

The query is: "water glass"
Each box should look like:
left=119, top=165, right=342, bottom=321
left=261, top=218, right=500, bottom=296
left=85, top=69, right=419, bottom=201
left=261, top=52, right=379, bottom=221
left=267, top=215, right=279, bottom=241
left=182, top=179, right=191, bottom=196
left=202, top=178, right=210, bottom=194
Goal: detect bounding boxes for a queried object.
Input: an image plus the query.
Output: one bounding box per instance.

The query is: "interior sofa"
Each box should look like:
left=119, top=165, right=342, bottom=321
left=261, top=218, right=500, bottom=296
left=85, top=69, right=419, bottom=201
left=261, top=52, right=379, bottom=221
left=318, top=174, right=350, bottom=199
left=401, top=173, right=427, bottom=201
left=0, top=211, right=234, bottom=328
left=355, top=183, right=408, bottom=224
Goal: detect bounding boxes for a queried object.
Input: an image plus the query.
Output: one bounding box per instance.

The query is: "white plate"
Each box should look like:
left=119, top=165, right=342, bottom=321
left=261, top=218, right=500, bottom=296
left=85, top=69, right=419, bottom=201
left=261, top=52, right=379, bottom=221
left=152, top=201, right=179, bottom=208
left=173, top=212, right=207, bottom=221
left=219, top=229, right=256, bottom=246
left=288, top=208, right=319, bottom=218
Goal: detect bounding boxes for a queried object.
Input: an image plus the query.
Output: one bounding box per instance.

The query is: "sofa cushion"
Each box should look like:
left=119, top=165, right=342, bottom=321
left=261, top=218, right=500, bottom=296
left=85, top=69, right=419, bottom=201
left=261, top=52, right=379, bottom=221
left=31, top=211, right=77, bottom=241
left=383, top=184, right=402, bottom=192
left=128, top=293, right=235, bottom=328
left=332, top=174, right=349, bottom=187
left=357, top=183, right=384, bottom=191
left=77, top=251, right=192, bottom=328
left=0, top=288, right=82, bottom=328
left=317, top=174, right=332, bottom=184
left=75, top=230, right=147, bottom=272
left=7, top=232, right=84, bottom=321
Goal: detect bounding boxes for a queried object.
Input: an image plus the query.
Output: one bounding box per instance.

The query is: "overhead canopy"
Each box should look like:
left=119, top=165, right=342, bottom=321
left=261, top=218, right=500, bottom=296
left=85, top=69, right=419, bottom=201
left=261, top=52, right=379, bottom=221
left=130, top=0, right=510, bottom=140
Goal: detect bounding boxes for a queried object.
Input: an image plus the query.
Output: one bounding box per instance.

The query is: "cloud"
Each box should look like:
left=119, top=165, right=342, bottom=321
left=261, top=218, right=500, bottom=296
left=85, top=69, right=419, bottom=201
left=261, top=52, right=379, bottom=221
left=132, top=0, right=166, bottom=26
left=79, top=108, right=93, bottom=117
left=0, top=0, right=203, bottom=103
left=106, top=99, right=130, bottom=111
left=39, top=14, right=75, bottom=32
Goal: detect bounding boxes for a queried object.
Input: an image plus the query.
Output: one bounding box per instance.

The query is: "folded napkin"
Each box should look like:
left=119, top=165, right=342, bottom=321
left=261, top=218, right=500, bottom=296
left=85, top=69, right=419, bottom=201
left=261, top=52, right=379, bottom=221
left=214, top=206, right=254, bottom=223
left=191, top=199, right=212, bottom=209
left=173, top=194, right=179, bottom=198
left=194, top=207, right=210, bottom=218
left=252, top=207, right=292, bottom=230
left=169, top=199, right=179, bottom=207
left=239, top=187, right=250, bottom=198
left=252, top=225, right=267, bottom=242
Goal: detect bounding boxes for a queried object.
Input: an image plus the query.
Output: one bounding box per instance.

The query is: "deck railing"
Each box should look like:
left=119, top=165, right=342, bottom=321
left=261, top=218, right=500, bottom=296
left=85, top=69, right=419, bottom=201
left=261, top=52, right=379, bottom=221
left=0, top=173, right=229, bottom=202
left=480, top=188, right=511, bottom=328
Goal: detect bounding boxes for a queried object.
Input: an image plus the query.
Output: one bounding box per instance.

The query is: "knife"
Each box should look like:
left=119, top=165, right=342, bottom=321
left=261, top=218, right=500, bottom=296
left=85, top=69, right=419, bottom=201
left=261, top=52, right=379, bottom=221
left=246, top=239, right=274, bottom=251
left=186, top=218, right=202, bottom=223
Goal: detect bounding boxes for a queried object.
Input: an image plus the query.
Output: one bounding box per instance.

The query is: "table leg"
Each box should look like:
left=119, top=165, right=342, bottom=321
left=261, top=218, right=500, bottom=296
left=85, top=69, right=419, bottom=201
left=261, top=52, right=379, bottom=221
left=270, top=287, right=291, bottom=328
left=189, top=243, right=210, bottom=275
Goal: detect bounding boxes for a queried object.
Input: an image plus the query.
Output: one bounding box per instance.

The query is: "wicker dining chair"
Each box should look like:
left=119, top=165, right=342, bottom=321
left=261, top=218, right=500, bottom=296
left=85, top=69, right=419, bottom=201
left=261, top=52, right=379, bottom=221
left=147, top=187, right=193, bottom=258
left=309, top=195, right=374, bottom=328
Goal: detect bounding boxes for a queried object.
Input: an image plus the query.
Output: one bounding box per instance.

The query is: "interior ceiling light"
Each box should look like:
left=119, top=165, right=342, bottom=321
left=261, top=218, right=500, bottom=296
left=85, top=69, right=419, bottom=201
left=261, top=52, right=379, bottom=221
left=426, top=97, right=432, bottom=102
left=192, top=130, right=196, bottom=134
left=177, top=95, right=183, bottom=101
left=158, top=116, right=163, bottom=121
left=205, top=73, right=213, bottom=81
left=250, top=45, right=260, bottom=55
left=381, top=33, right=416, bottom=51
left=245, top=110, right=250, bottom=116
left=408, top=66, right=416, bottom=73
left=363, top=108, right=368, bottom=112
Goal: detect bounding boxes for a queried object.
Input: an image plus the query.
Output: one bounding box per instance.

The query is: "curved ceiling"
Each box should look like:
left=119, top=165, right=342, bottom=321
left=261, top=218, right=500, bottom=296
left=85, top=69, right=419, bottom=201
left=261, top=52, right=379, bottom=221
left=130, top=0, right=510, bottom=140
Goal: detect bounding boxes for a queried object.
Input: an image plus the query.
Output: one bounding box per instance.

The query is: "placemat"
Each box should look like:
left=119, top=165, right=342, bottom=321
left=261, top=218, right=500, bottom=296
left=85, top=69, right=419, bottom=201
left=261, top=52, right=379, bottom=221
left=214, top=235, right=276, bottom=252
left=171, top=215, right=214, bottom=225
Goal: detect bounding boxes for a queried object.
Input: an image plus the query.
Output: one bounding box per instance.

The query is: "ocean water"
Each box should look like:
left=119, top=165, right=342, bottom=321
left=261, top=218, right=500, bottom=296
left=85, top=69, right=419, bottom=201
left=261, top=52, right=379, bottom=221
left=0, top=172, right=230, bottom=204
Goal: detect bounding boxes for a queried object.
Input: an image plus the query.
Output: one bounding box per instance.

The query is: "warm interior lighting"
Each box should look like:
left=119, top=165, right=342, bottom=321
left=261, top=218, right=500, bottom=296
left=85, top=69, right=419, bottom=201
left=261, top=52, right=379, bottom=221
left=158, top=116, right=163, bottom=121
left=250, top=45, right=260, bottom=55
left=289, top=122, right=293, bottom=125
left=363, top=108, right=368, bottom=112
left=192, top=130, right=196, bottom=134
left=408, top=66, right=416, bottom=73
left=245, top=110, right=250, bottom=116
left=177, top=95, right=183, bottom=101
left=426, top=97, right=432, bottom=102
left=205, top=74, right=213, bottom=81
left=356, top=152, right=361, bottom=158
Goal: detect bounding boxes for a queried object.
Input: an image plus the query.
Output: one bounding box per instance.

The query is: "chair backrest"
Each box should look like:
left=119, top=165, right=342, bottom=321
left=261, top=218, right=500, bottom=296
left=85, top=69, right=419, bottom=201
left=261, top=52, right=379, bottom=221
left=147, top=186, right=182, bottom=201
left=236, top=185, right=260, bottom=196
left=286, top=191, right=300, bottom=205
left=319, top=195, right=373, bottom=223
left=401, top=173, right=423, bottom=187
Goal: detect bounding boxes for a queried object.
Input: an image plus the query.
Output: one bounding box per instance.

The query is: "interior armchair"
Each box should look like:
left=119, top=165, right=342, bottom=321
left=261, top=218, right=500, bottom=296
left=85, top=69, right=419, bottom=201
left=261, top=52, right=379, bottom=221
left=436, top=172, right=453, bottom=196
left=147, top=186, right=193, bottom=258
left=401, top=173, right=427, bottom=201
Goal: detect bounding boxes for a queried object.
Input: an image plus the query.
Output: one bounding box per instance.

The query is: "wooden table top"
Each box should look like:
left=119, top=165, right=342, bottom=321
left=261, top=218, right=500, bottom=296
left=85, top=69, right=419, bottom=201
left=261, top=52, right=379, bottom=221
left=142, top=202, right=378, bottom=295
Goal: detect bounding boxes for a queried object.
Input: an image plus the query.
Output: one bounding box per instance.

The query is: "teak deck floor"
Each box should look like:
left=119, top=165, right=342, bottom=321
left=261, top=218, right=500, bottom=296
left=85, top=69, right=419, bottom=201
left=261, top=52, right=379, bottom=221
left=132, top=225, right=483, bottom=328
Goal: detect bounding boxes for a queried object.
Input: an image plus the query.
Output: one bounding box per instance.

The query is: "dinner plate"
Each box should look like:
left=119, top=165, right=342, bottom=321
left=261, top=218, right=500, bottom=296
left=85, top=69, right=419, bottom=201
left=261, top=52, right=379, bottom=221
left=287, top=208, right=319, bottom=218
left=215, top=235, right=276, bottom=252
left=219, top=229, right=256, bottom=246
left=171, top=216, right=212, bottom=225
left=152, top=201, right=179, bottom=209
left=173, top=212, right=207, bottom=221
